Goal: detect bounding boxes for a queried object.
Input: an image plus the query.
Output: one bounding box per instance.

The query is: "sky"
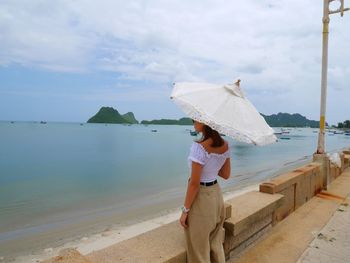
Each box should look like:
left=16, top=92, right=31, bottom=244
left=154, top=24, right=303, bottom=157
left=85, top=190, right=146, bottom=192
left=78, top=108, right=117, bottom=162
left=0, top=0, right=349, bottom=125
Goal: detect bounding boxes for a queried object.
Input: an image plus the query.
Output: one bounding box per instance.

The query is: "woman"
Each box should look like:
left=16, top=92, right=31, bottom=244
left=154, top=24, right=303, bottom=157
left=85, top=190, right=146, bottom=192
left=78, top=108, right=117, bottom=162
left=180, top=120, right=231, bottom=263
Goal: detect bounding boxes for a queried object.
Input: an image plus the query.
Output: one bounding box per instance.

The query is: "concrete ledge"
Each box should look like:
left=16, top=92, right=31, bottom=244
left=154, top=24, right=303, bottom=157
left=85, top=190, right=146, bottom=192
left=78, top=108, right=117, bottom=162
left=259, top=163, right=320, bottom=194
left=224, top=191, right=284, bottom=236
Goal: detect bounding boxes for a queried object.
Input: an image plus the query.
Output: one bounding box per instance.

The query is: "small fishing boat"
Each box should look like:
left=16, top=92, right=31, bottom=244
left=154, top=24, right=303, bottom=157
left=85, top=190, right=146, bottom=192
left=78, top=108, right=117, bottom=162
left=190, top=130, right=198, bottom=136
left=281, top=128, right=290, bottom=134
left=151, top=129, right=157, bottom=132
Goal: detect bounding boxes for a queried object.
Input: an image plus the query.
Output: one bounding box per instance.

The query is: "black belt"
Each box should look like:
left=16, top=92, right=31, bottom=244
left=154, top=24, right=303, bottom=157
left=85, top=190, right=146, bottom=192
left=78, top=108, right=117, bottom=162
left=200, top=180, right=217, bottom=186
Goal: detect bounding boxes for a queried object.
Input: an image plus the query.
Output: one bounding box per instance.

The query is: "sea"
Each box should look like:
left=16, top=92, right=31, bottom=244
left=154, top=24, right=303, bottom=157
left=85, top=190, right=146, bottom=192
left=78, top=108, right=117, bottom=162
left=0, top=121, right=349, bottom=260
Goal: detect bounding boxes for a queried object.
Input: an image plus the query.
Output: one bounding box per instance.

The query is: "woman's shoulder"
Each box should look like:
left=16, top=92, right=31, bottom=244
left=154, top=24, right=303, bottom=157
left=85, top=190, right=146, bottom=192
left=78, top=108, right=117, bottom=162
left=189, top=141, right=209, bottom=165
left=197, top=139, right=229, bottom=155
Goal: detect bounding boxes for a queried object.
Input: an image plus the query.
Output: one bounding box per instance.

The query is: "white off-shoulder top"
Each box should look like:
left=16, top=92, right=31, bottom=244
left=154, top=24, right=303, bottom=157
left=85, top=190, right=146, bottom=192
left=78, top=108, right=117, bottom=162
left=188, top=142, right=231, bottom=183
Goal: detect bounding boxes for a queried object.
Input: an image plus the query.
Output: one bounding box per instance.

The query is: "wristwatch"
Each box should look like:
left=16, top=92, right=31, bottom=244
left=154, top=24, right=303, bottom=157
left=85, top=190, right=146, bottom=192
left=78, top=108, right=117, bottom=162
left=181, top=206, right=190, bottom=214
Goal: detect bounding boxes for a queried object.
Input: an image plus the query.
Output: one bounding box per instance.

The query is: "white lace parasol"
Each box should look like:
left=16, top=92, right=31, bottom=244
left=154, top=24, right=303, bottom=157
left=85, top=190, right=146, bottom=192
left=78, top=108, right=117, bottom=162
left=170, top=80, right=277, bottom=146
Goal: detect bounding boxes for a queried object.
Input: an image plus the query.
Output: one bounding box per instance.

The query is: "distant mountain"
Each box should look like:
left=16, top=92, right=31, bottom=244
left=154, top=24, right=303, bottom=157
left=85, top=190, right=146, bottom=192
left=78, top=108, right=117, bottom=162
left=141, top=117, right=192, bottom=125
left=87, top=107, right=138, bottom=124
left=141, top=113, right=320, bottom=127
left=121, top=112, right=138, bottom=124
left=261, top=112, right=321, bottom=128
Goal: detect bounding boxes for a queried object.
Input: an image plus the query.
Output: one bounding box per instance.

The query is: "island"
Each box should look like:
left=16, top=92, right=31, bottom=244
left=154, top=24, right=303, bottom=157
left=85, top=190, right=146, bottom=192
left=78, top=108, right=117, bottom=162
left=87, top=107, right=138, bottom=124
left=141, top=117, right=192, bottom=125
left=261, top=112, right=321, bottom=128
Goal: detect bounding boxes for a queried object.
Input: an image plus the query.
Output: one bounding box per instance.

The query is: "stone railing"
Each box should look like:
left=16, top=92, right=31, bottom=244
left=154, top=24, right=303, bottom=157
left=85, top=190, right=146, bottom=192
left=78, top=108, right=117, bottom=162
left=43, top=147, right=350, bottom=263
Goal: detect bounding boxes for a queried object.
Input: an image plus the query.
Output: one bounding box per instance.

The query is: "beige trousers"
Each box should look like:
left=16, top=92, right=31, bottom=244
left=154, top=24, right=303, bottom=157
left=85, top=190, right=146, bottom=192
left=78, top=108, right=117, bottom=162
left=184, top=183, right=226, bottom=263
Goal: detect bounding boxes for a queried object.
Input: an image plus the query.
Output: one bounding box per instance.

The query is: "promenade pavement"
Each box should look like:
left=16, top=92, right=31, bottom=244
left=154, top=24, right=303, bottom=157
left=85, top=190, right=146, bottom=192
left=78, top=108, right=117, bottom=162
left=297, top=193, right=350, bottom=263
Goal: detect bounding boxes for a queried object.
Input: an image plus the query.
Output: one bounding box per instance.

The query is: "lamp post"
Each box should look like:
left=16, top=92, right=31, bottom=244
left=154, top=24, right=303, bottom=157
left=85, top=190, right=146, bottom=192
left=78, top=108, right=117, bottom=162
left=316, top=0, right=349, bottom=154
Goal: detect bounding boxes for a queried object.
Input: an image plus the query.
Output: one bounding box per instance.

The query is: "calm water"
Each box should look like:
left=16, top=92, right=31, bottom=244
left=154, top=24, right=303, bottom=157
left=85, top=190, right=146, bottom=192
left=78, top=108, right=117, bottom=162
left=0, top=121, right=349, bottom=258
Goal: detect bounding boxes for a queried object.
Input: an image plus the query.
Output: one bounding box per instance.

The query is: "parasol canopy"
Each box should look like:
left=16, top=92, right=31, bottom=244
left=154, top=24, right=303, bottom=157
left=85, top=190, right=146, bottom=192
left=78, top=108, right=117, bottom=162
left=170, top=80, right=277, bottom=146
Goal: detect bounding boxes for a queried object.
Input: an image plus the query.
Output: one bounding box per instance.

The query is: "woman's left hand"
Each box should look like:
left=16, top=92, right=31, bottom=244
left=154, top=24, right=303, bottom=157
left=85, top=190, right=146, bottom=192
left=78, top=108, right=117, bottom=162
left=179, top=212, right=188, bottom=228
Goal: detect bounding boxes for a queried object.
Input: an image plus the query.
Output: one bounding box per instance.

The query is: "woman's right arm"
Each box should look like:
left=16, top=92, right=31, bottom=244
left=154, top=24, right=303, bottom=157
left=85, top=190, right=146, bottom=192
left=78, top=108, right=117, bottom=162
left=218, top=158, right=231, bottom=179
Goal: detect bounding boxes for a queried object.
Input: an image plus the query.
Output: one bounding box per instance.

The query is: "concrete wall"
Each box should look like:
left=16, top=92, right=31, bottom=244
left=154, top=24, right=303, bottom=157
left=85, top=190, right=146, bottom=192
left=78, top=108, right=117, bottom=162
left=259, top=163, right=322, bottom=223
left=44, top=147, right=350, bottom=263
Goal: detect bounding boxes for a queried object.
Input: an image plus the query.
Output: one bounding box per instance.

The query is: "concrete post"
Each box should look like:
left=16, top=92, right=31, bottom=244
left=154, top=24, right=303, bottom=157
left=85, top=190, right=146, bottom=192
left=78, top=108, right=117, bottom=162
left=313, top=153, right=330, bottom=190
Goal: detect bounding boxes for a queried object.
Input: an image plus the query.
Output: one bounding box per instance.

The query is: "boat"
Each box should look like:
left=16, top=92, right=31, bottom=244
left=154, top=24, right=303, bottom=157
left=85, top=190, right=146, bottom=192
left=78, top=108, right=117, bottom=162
left=280, top=137, right=291, bottom=140
left=40, top=121, right=47, bottom=124
left=274, top=132, right=283, bottom=135
left=190, top=131, right=198, bottom=136
left=151, top=129, right=157, bottom=132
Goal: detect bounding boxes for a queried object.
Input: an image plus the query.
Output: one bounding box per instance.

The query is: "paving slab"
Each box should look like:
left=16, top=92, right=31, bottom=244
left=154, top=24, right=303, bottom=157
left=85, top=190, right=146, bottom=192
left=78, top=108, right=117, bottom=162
left=297, top=195, right=350, bottom=263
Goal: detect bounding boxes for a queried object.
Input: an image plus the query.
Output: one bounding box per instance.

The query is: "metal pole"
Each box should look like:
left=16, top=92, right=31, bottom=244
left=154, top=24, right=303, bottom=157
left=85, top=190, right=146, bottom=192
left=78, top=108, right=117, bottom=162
left=316, top=0, right=349, bottom=154
left=316, top=0, right=330, bottom=154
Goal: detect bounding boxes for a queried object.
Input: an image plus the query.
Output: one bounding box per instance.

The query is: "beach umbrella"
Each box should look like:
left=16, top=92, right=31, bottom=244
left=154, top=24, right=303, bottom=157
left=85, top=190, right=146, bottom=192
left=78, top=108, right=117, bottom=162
left=170, top=80, right=277, bottom=146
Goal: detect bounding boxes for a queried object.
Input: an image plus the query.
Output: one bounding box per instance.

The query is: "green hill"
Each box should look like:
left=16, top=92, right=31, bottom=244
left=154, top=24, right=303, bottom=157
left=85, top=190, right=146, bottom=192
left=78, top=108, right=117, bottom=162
left=141, top=117, right=192, bottom=125
left=121, top=112, right=139, bottom=124
left=261, top=112, right=321, bottom=128
left=87, top=107, right=138, bottom=124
